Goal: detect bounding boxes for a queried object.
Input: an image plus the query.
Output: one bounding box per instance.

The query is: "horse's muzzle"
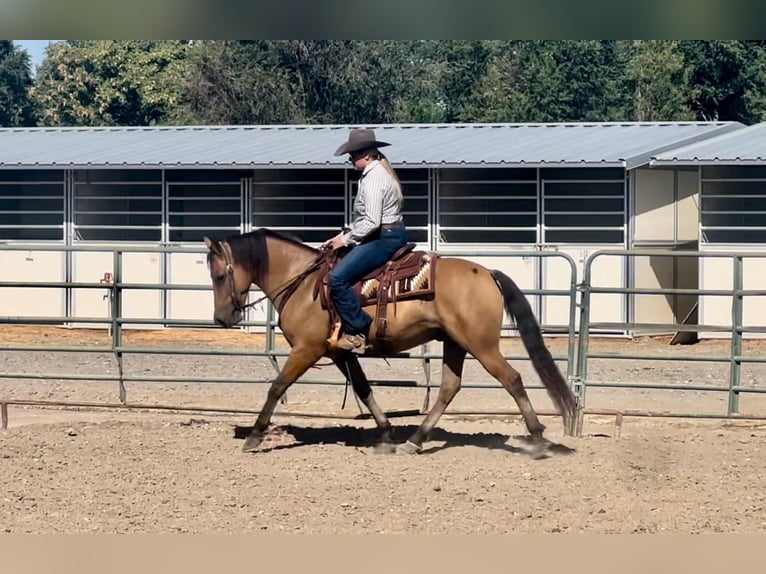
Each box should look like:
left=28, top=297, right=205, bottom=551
left=214, top=307, right=242, bottom=328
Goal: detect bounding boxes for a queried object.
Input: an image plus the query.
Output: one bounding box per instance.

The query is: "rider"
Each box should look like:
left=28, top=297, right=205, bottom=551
left=322, top=128, right=409, bottom=354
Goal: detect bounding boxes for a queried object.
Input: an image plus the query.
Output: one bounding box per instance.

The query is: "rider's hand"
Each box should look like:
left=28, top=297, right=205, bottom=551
left=321, top=233, right=346, bottom=251
left=326, top=235, right=346, bottom=251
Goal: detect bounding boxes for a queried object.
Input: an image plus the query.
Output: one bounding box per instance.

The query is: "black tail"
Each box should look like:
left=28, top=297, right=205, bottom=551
left=490, top=269, right=576, bottom=432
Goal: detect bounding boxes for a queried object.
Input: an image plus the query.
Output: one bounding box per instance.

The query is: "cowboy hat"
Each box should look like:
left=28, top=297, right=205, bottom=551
left=334, top=128, right=391, bottom=156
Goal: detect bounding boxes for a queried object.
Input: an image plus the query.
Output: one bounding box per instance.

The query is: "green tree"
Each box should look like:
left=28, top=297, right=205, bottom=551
left=463, top=41, right=626, bottom=123
left=177, top=40, right=443, bottom=125
left=0, top=40, right=36, bottom=127
left=281, top=40, right=445, bottom=124
left=681, top=41, right=766, bottom=123
left=174, top=40, right=305, bottom=125
left=425, top=41, right=499, bottom=122
left=32, top=40, right=189, bottom=126
left=616, top=40, right=695, bottom=121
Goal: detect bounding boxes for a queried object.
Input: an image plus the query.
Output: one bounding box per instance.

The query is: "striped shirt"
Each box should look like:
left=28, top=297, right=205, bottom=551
left=343, top=160, right=403, bottom=246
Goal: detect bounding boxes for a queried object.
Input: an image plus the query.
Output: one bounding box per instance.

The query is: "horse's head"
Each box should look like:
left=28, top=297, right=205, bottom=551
left=203, top=236, right=253, bottom=328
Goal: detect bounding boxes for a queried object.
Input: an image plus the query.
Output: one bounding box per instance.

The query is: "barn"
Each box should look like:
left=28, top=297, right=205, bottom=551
left=0, top=121, right=745, bottom=336
left=650, top=122, right=766, bottom=338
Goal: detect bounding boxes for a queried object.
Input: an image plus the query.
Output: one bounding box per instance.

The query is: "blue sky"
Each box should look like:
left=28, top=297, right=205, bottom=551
left=14, top=40, right=59, bottom=70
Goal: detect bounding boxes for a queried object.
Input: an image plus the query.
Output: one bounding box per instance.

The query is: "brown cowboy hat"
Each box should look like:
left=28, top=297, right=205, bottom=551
left=334, top=128, right=391, bottom=156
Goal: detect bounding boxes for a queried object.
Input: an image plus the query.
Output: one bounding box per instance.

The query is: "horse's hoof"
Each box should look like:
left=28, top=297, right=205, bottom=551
left=242, top=432, right=264, bottom=453
left=373, top=441, right=397, bottom=455
left=530, top=439, right=551, bottom=460
left=395, top=440, right=422, bottom=455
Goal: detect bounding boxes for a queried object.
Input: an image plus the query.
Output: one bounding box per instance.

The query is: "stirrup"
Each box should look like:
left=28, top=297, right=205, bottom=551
left=337, top=333, right=367, bottom=354
left=326, top=322, right=343, bottom=349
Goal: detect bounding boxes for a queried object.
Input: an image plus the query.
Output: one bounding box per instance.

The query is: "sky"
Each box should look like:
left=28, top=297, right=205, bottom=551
left=14, top=39, right=59, bottom=71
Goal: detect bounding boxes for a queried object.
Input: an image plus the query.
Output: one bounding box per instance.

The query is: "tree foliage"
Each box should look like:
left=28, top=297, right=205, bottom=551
left=175, top=40, right=443, bottom=125
left=18, top=40, right=766, bottom=127
left=173, top=40, right=303, bottom=125
left=0, top=41, right=36, bottom=127
left=681, top=41, right=766, bottom=123
left=32, top=40, right=189, bottom=126
left=617, top=40, right=696, bottom=121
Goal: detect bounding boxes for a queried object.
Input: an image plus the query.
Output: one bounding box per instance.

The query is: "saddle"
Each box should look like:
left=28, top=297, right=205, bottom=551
left=313, top=243, right=439, bottom=351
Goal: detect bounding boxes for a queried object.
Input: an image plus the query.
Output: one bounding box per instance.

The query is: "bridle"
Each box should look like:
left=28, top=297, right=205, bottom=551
left=220, top=241, right=259, bottom=313
left=218, top=240, right=329, bottom=315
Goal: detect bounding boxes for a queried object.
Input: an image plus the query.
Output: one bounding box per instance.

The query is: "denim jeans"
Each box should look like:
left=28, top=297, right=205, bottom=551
left=328, top=225, right=409, bottom=336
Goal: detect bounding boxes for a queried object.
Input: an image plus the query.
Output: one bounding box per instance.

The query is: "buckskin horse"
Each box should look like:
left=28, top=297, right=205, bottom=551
left=203, top=228, right=575, bottom=457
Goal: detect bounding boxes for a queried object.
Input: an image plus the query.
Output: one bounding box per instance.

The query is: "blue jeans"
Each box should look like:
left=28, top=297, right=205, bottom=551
left=328, top=225, right=409, bottom=336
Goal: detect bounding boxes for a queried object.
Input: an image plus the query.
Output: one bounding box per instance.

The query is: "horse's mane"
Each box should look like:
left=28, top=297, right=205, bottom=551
left=214, top=228, right=318, bottom=283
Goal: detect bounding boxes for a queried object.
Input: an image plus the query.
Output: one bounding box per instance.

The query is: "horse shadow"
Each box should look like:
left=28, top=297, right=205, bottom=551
left=231, top=423, right=576, bottom=458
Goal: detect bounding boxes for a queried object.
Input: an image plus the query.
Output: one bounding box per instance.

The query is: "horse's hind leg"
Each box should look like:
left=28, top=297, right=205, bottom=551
left=243, top=344, right=323, bottom=453
left=397, top=337, right=466, bottom=454
left=334, top=355, right=395, bottom=451
left=471, top=345, right=549, bottom=458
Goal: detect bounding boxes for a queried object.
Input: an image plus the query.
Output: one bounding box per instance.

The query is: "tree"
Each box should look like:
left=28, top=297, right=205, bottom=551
left=174, top=40, right=305, bottom=125
left=460, top=41, right=626, bottom=123
left=280, top=40, right=444, bottom=124
left=425, top=41, right=499, bottom=122
left=681, top=41, right=766, bottom=123
left=32, top=40, right=190, bottom=126
left=616, top=40, right=695, bottom=121
left=0, top=40, right=36, bottom=127
left=176, top=40, right=443, bottom=125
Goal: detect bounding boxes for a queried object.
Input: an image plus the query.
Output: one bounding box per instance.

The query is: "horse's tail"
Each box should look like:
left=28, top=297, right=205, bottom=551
left=490, top=269, right=576, bottom=432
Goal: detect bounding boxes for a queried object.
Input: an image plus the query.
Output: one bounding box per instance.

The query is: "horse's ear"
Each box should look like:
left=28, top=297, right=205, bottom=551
left=203, top=236, right=221, bottom=254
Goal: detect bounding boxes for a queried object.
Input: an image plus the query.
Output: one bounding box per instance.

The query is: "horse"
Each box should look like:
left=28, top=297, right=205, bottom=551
left=203, top=228, right=576, bottom=457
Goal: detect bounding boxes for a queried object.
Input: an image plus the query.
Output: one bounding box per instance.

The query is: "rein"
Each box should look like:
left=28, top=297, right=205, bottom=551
left=221, top=241, right=329, bottom=315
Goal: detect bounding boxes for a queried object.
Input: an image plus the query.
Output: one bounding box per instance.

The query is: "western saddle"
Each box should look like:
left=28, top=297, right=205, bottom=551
left=313, top=243, right=438, bottom=351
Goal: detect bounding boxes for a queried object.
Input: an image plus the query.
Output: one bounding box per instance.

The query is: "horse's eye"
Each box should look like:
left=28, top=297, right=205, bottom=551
left=215, top=274, right=226, bottom=283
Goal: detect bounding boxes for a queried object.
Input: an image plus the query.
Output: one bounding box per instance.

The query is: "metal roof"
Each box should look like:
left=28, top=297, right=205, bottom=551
left=0, top=121, right=744, bottom=170
left=650, top=121, right=766, bottom=166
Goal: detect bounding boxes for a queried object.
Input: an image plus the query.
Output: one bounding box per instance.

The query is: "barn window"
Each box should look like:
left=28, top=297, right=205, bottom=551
left=0, top=170, right=65, bottom=241
left=541, top=168, right=625, bottom=244
left=73, top=170, right=162, bottom=242
left=701, top=165, right=766, bottom=244
left=437, top=168, right=538, bottom=244
left=252, top=169, right=346, bottom=244
left=167, top=170, right=242, bottom=243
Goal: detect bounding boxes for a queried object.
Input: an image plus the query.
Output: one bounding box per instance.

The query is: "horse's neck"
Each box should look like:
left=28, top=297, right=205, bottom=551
left=257, top=240, right=317, bottom=300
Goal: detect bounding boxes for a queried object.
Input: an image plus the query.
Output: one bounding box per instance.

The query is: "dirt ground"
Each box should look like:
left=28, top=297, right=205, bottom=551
left=2, top=325, right=766, bottom=533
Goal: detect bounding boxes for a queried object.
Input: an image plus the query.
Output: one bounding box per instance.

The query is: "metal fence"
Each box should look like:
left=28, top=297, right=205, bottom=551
left=3, top=244, right=766, bottom=436
left=0, top=244, right=579, bottom=430
left=573, top=248, right=766, bottom=435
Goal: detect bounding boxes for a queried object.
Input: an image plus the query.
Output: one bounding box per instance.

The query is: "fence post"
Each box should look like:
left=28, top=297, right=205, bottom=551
left=728, top=254, right=744, bottom=415
left=265, top=300, right=280, bottom=376
left=265, top=301, right=288, bottom=405
left=111, top=250, right=126, bottom=403
left=564, top=252, right=579, bottom=436
left=572, top=254, right=594, bottom=437
left=420, top=343, right=432, bottom=413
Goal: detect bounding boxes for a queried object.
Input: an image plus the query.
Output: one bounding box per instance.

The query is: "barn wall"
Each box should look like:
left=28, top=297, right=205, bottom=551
left=0, top=170, right=66, bottom=321
left=699, top=166, right=766, bottom=339
left=0, top=163, right=668, bottom=337
left=630, top=167, right=700, bottom=333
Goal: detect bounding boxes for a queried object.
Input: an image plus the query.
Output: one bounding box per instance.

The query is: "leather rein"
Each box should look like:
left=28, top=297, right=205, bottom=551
left=220, top=241, right=329, bottom=315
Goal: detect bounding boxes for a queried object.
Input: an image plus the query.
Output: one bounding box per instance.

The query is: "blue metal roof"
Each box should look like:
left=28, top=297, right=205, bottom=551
left=650, top=121, right=766, bottom=166
left=0, top=122, right=744, bottom=169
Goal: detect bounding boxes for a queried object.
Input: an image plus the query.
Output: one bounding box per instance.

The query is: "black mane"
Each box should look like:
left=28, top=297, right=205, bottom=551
left=215, top=228, right=318, bottom=283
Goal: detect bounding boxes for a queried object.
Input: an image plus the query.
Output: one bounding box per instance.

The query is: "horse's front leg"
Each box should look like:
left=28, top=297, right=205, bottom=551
left=333, top=355, right=395, bottom=451
left=243, top=344, right=323, bottom=453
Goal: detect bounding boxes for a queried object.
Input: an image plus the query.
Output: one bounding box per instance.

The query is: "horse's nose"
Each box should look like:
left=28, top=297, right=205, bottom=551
left=214, top=315, right=228, bottom=328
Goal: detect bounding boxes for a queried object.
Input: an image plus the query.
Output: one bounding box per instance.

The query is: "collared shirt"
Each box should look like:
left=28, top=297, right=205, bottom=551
left=343, top=159, right=403, bottom=246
